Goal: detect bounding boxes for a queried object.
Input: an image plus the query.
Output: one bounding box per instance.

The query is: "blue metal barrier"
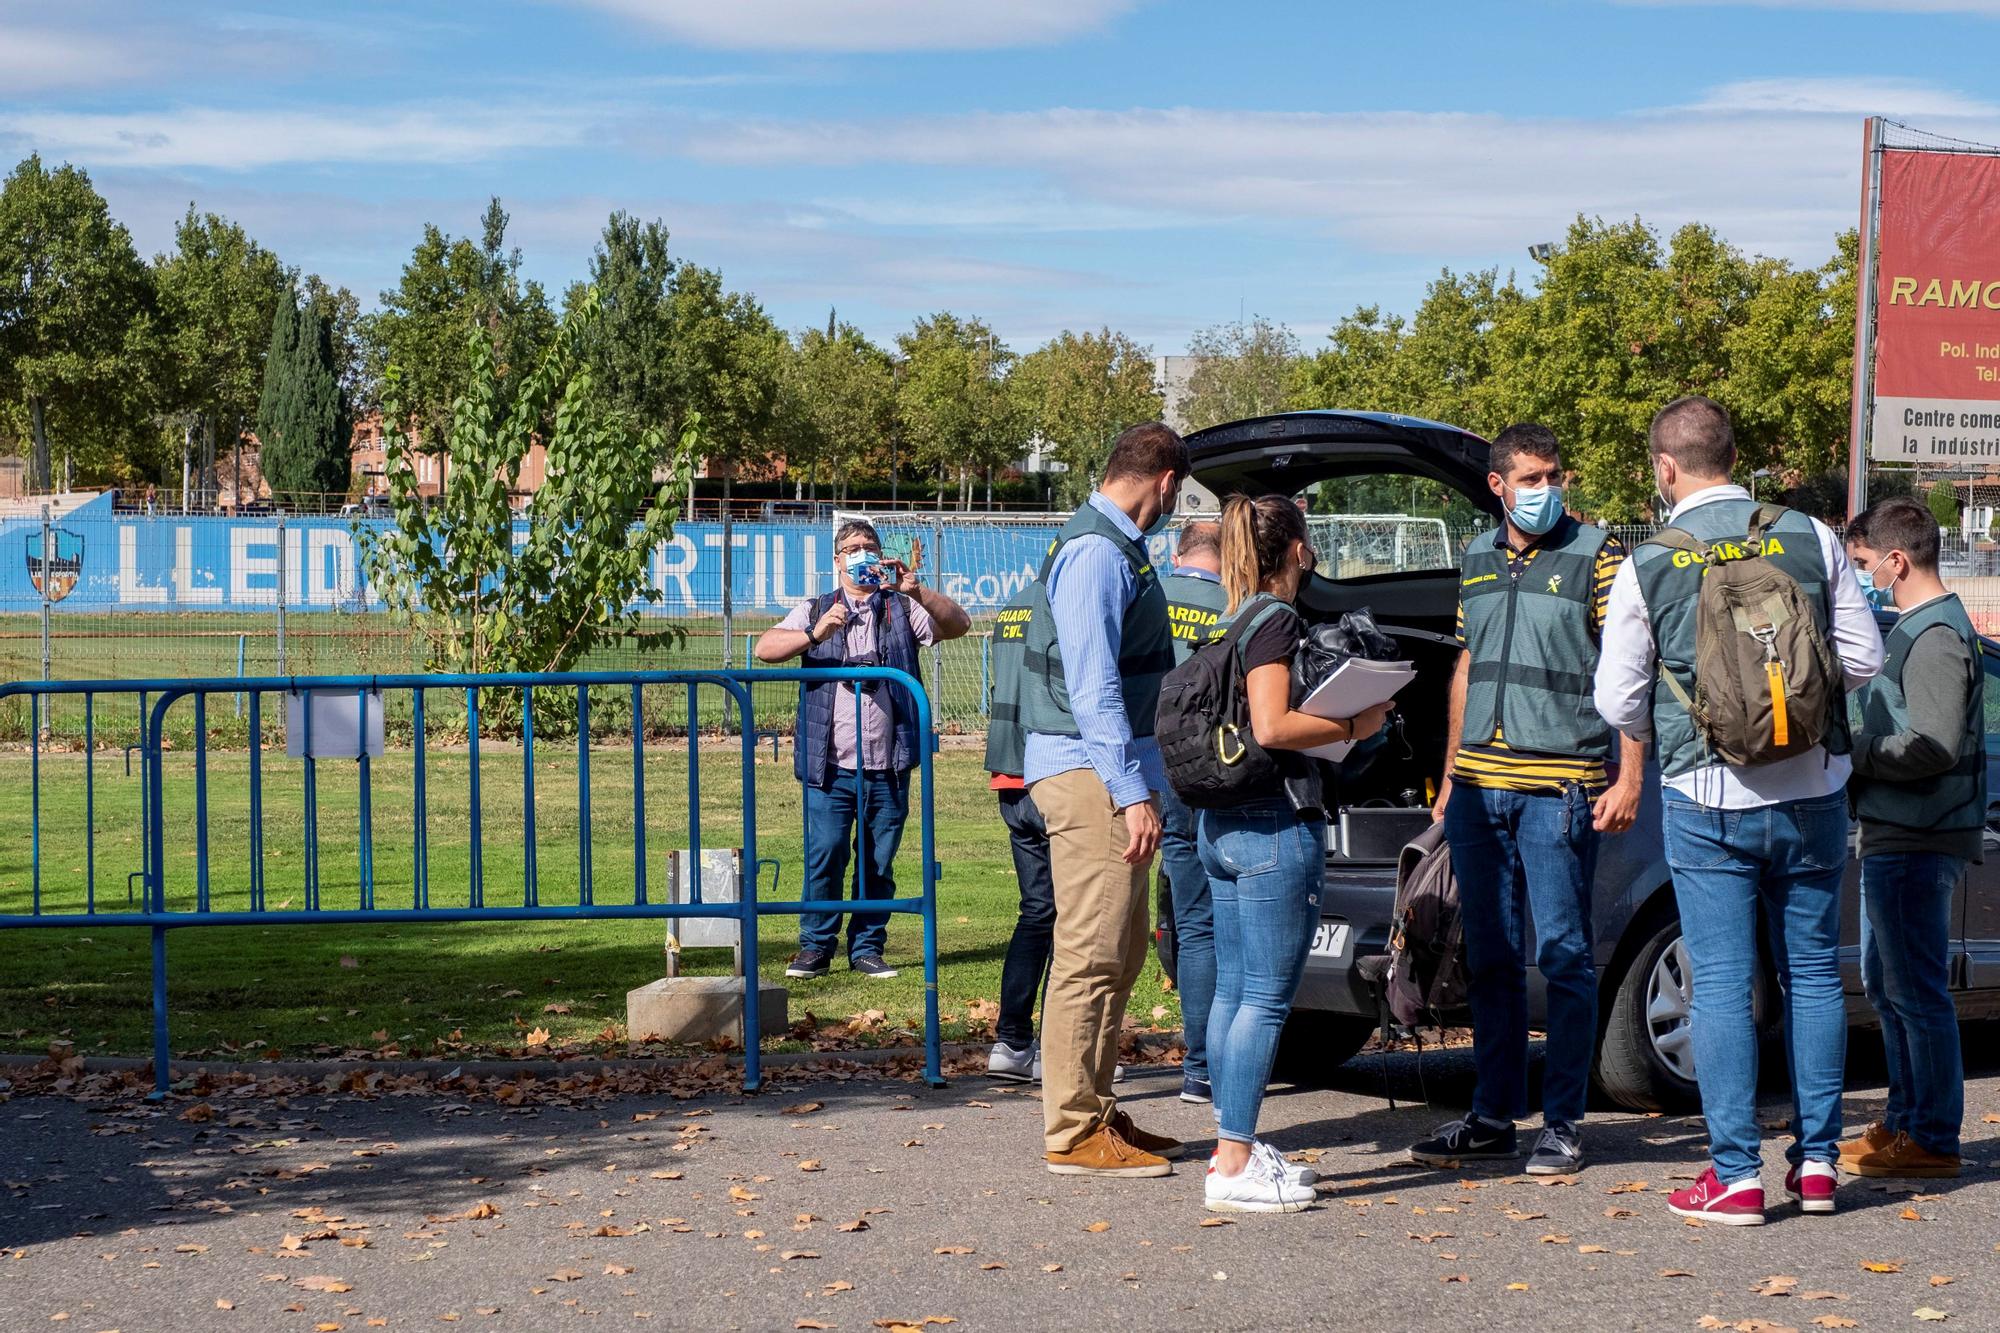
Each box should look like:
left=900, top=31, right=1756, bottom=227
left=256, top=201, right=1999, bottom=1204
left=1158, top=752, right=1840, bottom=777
left=0, top=668, right=945, bottom=1098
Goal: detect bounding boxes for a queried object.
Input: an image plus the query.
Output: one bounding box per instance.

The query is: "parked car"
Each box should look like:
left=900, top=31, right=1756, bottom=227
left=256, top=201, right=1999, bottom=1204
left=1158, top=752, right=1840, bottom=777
left=1156, top=409, right=2000, bottom=1111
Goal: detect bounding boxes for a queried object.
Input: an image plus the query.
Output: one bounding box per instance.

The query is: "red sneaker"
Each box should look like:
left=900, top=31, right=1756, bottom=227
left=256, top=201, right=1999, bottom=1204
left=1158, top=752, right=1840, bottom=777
left=1785, top=1160, right=1837, bottom=1214
left=1667, top=1168, right=1766, bottom=1226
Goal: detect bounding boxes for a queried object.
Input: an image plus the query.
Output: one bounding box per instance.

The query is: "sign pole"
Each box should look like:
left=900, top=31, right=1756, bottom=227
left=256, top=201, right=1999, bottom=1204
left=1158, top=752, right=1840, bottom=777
left=39, top=503, right=51, bottom=682
left=1848, top=115, right=1887, bottom=521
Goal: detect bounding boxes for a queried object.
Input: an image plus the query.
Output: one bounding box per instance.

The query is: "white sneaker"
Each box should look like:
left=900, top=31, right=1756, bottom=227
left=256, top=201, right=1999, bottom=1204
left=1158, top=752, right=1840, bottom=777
left=1209, top=1141, right=1316, bottom=1188
left=1204, top=1146, right=1316, bottom=1213
left=988, top=1040, right=1036, bottom=1083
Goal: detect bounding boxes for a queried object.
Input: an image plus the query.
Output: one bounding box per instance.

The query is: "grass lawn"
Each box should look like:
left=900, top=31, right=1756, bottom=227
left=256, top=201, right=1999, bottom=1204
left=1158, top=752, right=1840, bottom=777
left=0, top=746, right=1180, bottom=1062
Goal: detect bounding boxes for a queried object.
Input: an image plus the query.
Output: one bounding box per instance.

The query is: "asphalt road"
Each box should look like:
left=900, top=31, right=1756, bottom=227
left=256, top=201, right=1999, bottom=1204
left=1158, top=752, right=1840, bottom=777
left=3, top=1043, right=1997, bottom=1333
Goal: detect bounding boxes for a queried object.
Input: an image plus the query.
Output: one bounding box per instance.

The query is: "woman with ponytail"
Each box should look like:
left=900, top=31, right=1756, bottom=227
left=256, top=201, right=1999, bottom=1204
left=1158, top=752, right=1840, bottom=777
left=1200, top=494, right=1392, bottom=1213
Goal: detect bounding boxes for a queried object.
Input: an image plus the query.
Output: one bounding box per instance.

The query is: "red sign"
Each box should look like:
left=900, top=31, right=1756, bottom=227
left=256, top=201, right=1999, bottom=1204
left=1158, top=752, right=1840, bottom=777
left=1870, top=148, right=2000, bottom=464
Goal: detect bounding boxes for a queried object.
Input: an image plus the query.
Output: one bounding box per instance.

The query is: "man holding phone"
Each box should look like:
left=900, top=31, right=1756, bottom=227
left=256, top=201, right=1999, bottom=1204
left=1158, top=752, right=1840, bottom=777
left=758, top=518, right=970, bottom=979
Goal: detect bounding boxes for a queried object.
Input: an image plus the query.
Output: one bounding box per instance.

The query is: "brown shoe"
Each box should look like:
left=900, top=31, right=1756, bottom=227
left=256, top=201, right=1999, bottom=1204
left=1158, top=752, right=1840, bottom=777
left=1110, top=1108, right=1187, bottom=1161
left=1847, top=1131, right=1961, bottom=1180
left=1046, top=1123, right=1172, bottom=1177
left=1837, top=1121, right=1894, bottom=1163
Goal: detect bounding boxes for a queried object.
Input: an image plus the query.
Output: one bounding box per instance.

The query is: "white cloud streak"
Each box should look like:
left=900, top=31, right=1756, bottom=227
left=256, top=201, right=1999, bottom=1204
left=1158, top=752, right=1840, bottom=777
left=564, top=0, right=1139, bottom=51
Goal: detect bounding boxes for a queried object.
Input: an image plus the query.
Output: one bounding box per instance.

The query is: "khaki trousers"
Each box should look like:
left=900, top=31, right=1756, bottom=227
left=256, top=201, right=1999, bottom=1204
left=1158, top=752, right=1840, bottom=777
left=1029, top=767, right=1153, bottom=1155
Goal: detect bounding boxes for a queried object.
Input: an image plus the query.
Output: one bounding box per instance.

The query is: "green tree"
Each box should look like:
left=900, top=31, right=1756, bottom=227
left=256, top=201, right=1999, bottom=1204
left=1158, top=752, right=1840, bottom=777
left=570, top=212, right=677, bottom=435
left=1288, top=306, right=1408, bottom=416
left=1721, top=232, right=1857, bottom=487
left=1012, top=327, right=1162, bottom=502
left=1180, top=316, right=1299, bottom=431
left=153, top=205, right=289, bottom=503
left=788, top=318, right=896, bottom=502
left=362, top=197, right=554, bottom=449
left=300, top=273, right=369, bottom=413
left=360, top=287, right=700, bottom=686
left=663, top=262, right=789, bottom=498
left=0, top=153, right=159, bottom=489
left=895, top=312, right=1021, bottom=508
left=257, top=285, right=352, bottom=499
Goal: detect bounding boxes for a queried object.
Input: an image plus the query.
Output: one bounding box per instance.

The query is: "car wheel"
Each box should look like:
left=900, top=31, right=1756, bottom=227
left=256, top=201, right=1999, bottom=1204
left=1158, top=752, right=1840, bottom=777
left=1596, top=915, right=1702, bottom=1112
left=1272, top=1011, right=1375, bottom=1085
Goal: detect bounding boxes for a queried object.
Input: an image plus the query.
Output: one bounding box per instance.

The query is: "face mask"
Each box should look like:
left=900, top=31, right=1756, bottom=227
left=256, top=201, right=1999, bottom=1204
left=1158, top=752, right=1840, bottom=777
left=843, top=550, right=883, bottom=587
left=1857, top=562, right=1895, bottom=611
left=1144, top=484, right=1179, bottom=537
left=1653, top=468, right=1674, bottom=518
left=1507, top=483, right=1564, bottom=536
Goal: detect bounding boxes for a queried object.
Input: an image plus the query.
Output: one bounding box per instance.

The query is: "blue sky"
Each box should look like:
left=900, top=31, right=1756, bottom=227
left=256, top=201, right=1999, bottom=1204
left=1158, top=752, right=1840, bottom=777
left=4, top=0, right=1999, bottom=355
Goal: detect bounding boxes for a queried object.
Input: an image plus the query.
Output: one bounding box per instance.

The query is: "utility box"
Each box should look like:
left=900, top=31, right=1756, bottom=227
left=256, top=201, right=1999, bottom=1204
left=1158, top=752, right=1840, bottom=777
left=628, top=847, right=789, bottom=1047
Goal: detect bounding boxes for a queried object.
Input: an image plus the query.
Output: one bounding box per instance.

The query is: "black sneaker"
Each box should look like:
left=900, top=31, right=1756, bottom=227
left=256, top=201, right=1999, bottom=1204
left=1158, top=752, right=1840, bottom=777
left=1526, top=1122, right=1584, bottom=1176
left=850, top=955, right=899, bottom=980
left=1180, top=1074, right=1213, bottom=1105
left=1409, top=1112, right=1518, bottom=1166
left=785, top=949, right=831, bottom=979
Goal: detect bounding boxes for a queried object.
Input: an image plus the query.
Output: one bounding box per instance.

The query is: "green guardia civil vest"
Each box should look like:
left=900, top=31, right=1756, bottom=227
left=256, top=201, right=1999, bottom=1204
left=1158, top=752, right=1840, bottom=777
left=1164, top=569, right=1231, bottom=665
left=982, top=583, right=1036, bottom=779
left=1633, top=499, right=1850, bottom=778
left=1853, top=593, right=1987, bottom=833
left=1458, top=516, right=1613, bottom=759
left=1019, top=502, right=1175, bottom=739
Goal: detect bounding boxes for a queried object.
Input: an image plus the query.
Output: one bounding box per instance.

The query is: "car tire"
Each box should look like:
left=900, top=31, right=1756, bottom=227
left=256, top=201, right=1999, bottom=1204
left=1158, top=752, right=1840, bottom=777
left=1596, top=914, right=1702, bottom=1113
left=1272, top=1011, right=1375, bottom=1085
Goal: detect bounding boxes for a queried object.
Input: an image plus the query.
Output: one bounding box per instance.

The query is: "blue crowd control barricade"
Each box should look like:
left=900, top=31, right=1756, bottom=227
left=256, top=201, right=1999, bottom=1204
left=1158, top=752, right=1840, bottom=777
left=0, top=667, right=945, bottom=1098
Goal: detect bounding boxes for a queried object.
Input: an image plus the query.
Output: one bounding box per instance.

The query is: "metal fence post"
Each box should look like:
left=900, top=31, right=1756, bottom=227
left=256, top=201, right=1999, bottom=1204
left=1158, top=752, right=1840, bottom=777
left=721, top=502, right=735, bottom=671
left=929, top=516, right=944, bottom=687
left=276, top=512, right=288, bottom=674
left=39, top=503, right=51, bottom=684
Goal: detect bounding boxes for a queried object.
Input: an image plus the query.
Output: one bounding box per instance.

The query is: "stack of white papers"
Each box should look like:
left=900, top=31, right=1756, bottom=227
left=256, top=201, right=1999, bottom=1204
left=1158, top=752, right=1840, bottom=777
left=1295, top=657, right=1416, bottom=761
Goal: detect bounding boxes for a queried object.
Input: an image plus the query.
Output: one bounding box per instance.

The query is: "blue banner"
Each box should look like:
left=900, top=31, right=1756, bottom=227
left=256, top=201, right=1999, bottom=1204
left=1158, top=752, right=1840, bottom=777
left=0, top=512, right=1147, bottom=618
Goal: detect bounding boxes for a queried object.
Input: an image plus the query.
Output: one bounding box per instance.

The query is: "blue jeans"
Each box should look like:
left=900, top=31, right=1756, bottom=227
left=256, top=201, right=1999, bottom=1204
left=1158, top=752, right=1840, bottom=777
left=1200, top=808, right=1326, bottom=1145
left=800, top=769, right=910, bottom=960
left=1159, top=786, right=1214, bottom=1082
left=995, top=789, right=1056, bottom=1049
left=1664, top=791, right=1849, bottom=1184
left=1862, top=852, right=1966, bottom=1156
left=1446, top=782, right=1599, bottom=1128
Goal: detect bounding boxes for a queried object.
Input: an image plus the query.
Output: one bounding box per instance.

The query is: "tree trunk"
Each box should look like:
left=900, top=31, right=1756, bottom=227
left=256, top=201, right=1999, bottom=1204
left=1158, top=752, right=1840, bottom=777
left=232, top=413, right=244, bottom=511
left=28, top=396, right=50, bottom=492
left=985, top=465, right=993, bottom=509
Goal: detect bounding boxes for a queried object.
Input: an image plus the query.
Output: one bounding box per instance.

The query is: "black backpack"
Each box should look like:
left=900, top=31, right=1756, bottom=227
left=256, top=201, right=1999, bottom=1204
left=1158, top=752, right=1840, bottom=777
left=1155, top=595, right=1295, bottom=809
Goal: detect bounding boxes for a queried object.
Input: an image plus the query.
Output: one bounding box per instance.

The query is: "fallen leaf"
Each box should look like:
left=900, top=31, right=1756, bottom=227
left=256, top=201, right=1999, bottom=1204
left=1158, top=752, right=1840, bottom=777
left=1604, top=1207, right=1637, bottom=1220
left=604, top=1264, right=634, bottom=1276
left=796, top=1323, right=831, bottom=1331
left=338, top=956, right=359, bottom=969
left=1605, top=1181, right=1650, bottom=1195
left=175, top=1244, right=210, bottom=1254
left=1538, top=1233, right=1572, bottom=1245
left=729, top=1187, right=760, bottom=1203
left=1861, top=1261, right=1904, bottom=1273
left=933, top=1246, right=974, bottom=1256
left=1799, top=1293, right=1849, bottom=1302
left=524, top=1027, right=551, bottom=1047
left=296, top=1276, right=352, bottom=1293
left=1930, top=1276, right=1956, bottom=1288
left=980, top=1262, right=1007, bottom=1272
left=1754, top=1275, right=1802, bottom=1297
left=547, top=1268, right=583, bottom=1283
left=837, top=1219, right=869, bottom=1233
left=1441, top=1274, right=1468, bottom=1284
left=1506, top=1282, right=1530, bottom=1292
left=1198, top=1218, right=1233, bottom=1228
left=799, top=1160, right=825, bottom=1173
left=824, top=1280, right=855, bottom=1295
left=1811, top=1318, right=1858, bottom=1330
left=1914, top=1310, right=1949, bottom=1323
left=1042, top=1264, right=1063, bottom=1273
left=1901, top=1207, right=1926, bottom=1222
left=1578, top=1245, right=1611, bottom=1255
left=1658, top=1269, right=1696, bottom=1279
left=1083, top=1221, right=1110, bottom=1233
left=782, top=1251, right=821, bottom=1261
left=459, top=1202, right=500, bottom=1221
left=1501, top=1209, right=1546, bottom=1222
left=216, top=1299, right=235, bottom=1310
left=543, top=1002, right=571, bottom=1015
left=783, top=1103, right=824, bottom=1116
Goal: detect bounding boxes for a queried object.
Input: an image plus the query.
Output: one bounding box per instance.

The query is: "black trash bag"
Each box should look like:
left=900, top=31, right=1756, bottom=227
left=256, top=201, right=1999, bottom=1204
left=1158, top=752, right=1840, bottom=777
left=1291, top=606, right=1402, bottom=702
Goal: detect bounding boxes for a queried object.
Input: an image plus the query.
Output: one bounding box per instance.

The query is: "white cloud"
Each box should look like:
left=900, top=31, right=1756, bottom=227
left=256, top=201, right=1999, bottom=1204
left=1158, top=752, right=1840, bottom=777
left=0, top=103, right=598, bottom=170
left=1686, top=77, right=2000, bottom=116
left=0, top=23, right=157, bottom=92
left=565, top=0, right=1139, bottom=51
left=1625, top=0, right=2000, bottom=11
left=666, top=88, right=2000, bottom=260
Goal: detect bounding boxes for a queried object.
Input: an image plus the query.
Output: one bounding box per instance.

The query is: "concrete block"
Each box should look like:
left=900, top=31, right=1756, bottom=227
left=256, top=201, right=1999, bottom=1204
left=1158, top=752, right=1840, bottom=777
left=626, top=976, right=789, bottom=1045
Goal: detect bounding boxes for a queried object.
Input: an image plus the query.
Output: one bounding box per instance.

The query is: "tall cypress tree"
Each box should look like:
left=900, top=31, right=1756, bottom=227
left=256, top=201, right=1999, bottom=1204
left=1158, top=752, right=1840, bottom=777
left=257, top=284, right=352, bottom=501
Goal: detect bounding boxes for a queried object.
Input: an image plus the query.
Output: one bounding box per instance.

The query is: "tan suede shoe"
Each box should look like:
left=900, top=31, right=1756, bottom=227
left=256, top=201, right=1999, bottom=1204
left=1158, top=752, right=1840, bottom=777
left=1110, top=1108, right=1187, bottom=1161
left=1836, top=1121, right=1894, bottom=1163
left=1046, top=1123, right=1172, bottom=1177
left=1847, top=1131, right=1961, bottom=1180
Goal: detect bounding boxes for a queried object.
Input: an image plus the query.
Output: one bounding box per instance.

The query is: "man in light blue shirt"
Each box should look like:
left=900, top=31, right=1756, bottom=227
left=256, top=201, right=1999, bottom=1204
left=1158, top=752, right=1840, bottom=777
left=1021, top=422, right=1190, bottom=1177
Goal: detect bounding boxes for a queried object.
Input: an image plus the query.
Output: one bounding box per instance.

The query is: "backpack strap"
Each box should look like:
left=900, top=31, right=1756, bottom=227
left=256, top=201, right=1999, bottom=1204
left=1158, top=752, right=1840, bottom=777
left=1742, top=502, right=1788, bottom=551
left=1642, top=526, right=1710, bottom=559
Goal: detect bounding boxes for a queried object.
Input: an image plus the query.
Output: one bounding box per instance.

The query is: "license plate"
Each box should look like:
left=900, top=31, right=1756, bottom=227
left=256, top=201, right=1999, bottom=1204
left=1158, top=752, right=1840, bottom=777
left=1310, top=922, right=1351, bottom=959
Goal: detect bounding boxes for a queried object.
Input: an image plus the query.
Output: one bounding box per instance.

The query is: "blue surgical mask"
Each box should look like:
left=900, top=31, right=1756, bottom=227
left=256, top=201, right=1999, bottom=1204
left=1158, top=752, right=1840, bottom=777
left=843, top=550, right=883, bottom=587
left=1857, top=564, right=1892, bottom=611
left=1507, top=483, right=1564, bottom=536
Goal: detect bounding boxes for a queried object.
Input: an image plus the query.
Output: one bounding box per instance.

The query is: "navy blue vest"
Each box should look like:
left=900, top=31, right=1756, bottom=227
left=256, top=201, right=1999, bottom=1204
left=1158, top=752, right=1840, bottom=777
left=794, top=589, right=923, bottom=788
